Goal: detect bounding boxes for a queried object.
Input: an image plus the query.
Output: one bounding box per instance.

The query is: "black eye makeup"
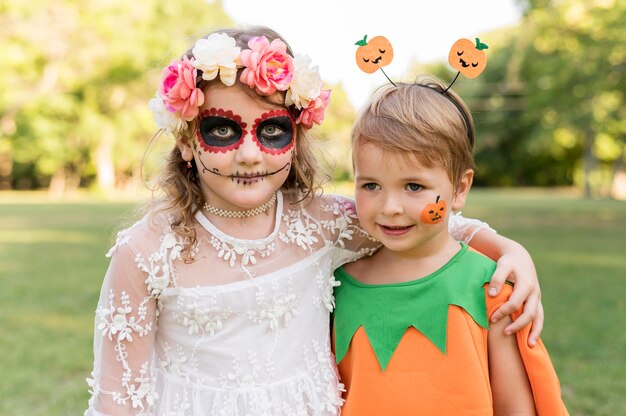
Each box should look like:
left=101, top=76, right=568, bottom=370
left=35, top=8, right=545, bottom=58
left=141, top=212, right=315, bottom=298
left=252, top=110, right=295, bottom=155
left=196, top=108, right=248, bottom=153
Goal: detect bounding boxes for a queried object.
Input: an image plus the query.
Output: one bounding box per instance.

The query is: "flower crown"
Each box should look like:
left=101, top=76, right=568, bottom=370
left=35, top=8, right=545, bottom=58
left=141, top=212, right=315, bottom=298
left=149, top=33, right=331, bottom=136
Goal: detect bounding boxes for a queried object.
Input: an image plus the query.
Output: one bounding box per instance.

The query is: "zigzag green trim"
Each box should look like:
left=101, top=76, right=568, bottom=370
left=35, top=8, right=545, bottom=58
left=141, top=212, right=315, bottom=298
left=333, top=243, right=495, bottom=371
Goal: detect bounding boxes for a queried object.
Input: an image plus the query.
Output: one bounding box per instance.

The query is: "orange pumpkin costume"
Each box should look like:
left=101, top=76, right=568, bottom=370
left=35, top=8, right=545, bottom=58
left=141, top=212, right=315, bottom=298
left=333, top=244, right=567, bottom=415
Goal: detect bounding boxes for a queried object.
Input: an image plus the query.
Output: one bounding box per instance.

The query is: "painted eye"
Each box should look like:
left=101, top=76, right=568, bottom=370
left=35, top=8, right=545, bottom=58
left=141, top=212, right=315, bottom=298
left=261, top=125, right=283, bottom=138
left=363, top=58, right=370, bottom=62
left=379, top=49, right=386, bottom=53
left=471, top=62, right=479, bottom=67
left=254, top=115, right=294, bottom=152
left=457, top=50, right=464, bottom=56
left=363, top=183, right=380, bottom=191
left=211, top=126, right=235, bottom=139
left=198, top=115, right=244, bottom=149
left=406, top=183, right=422, bottom=192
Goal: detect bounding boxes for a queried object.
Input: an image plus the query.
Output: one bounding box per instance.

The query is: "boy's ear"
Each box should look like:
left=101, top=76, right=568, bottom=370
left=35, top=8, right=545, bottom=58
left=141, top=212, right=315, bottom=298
left=177, top=141, right=194, bottom=162
left=452, top=169, right=474, bottom=211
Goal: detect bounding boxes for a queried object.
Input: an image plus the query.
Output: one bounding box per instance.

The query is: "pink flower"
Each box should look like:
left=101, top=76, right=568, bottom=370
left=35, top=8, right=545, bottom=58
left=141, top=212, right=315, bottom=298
left=159, top=57, right=205, bottom=121
left=239, top=37, right=294, bottom=95
left=296, top=90, right=331, bottom=128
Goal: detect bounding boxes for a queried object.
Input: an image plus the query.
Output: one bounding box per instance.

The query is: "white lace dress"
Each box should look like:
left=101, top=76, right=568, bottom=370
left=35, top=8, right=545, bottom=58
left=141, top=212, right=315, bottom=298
left=85, top=191, right=489, bottom=416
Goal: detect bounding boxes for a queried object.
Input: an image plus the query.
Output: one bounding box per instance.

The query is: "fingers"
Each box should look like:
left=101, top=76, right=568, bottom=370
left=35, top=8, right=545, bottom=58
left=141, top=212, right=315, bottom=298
left=491, top=283, right=532, bottom=326
left=526, top=302, right=544, bottom=346
left=488, top=260, right=513, bottom=297
left=503, top=290, right=537, bottom=334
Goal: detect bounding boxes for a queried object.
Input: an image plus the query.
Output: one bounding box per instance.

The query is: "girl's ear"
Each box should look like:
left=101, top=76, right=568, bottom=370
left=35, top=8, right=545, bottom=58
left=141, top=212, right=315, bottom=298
left=452, top=169, right=474, bottom=211
left=177, top=140, right=194, bottom=162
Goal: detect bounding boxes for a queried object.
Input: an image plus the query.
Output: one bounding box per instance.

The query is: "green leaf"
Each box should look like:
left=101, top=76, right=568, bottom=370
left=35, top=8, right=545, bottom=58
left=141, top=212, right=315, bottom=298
left=475, top=37, right=489, bottom=50
left=354, top=34, right=368, bottom=46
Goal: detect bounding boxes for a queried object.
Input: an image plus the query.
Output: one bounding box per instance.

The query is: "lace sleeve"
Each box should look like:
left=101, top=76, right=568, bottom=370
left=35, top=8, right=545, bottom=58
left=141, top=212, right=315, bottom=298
left=85, top=233, right=158, bottom=416
left=314, top=195, right=381, bottom=269
left=448, top=211, right=496, bottom=244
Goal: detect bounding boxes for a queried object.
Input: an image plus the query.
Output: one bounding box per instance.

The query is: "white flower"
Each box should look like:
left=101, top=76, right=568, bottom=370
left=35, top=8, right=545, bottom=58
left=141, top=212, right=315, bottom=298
left=192, top=32, right=241, bottom=86
left=147, top=274, right=169, bottom=296
left=323, top=277, right=341, bottom=312
left=285, top=54, right=322, bottom=109
left=112, top=313, right=129, bottom=332
left=240, top=374, right=255, bottom=388
left=148, top=97, right=187, bottom=135
left=161, top=232, right=178, bottom=249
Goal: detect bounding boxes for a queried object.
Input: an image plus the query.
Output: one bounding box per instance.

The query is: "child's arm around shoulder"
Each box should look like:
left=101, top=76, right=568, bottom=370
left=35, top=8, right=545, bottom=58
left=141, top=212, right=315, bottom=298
left=467, top=227, right=543, bottom=346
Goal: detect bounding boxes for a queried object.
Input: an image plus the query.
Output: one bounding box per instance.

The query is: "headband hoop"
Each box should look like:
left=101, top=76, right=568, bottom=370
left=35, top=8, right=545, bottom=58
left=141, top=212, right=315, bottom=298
left=416, top=84, right=474, bottom=147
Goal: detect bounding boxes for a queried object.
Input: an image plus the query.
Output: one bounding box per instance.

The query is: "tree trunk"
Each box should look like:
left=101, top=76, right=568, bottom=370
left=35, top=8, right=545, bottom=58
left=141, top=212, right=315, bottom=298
left=610, top=142, right=626, bottom=200
left=96, top=128, right=115, bottom=193
left=48, top=167, right=66, bottom=199
left=0, top=141, right=12, bottom=190
left=582, top=129, right=595, bottom=199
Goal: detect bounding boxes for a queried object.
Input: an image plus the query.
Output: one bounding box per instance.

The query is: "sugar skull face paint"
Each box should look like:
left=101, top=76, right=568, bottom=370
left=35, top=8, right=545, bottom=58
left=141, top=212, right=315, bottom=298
left=197, top=108, right=248, bottom=153
left=252, top=110, right=295, bottom=155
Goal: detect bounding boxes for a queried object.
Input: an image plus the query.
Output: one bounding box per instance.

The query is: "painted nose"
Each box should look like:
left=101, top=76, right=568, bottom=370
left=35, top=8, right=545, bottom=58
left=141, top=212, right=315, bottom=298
left=235, top=134, right=263, bottom=165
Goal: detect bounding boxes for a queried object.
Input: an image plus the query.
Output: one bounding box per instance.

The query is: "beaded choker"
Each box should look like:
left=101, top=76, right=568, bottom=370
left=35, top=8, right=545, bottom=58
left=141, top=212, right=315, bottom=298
left=203, top=192, right=277, bottom=218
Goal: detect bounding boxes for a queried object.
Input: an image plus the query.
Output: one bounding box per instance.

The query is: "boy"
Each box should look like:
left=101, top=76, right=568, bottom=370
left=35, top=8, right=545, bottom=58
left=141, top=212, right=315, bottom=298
left=333, top=79, right=568, bottom=415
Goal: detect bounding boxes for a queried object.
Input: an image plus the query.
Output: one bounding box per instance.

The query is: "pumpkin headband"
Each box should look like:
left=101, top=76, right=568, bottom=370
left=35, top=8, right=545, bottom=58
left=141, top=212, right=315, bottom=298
left=149, top=33, right=331, bottom=136
left=354, top=35, right=490, bottom=145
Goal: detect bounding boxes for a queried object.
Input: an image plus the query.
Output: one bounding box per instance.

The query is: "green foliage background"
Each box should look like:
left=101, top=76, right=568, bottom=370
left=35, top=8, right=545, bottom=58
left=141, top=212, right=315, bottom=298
left=1, top=0, right=625, bottom=197
left=417, top=0, right=626, bottom=197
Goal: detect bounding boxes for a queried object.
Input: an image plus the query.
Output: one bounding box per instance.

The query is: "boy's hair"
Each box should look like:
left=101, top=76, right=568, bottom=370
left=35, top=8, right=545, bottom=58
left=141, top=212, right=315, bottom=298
left=351, top=76, right=475, bottom=190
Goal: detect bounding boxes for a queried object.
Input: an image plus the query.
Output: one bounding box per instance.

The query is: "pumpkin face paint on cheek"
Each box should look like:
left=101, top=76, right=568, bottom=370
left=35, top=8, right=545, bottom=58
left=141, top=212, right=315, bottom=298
left=197, top=108, right=248, bottom=153
left=252, top=110, right=295, bottom=155
left=420, top=195, right=447, bottom=224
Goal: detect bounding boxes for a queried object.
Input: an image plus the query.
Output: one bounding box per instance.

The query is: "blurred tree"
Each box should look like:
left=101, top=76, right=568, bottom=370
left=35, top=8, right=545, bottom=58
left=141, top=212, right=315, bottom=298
left=411, top=0, right=626, bottom=197
left=513, top=0, right=626, bottom=197
left=0, top=0, right=231, bottom=194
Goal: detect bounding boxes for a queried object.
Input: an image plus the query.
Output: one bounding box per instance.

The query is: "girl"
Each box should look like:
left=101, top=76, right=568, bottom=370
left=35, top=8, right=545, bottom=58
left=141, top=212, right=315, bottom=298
left=85, top=27, right=544, bottom=415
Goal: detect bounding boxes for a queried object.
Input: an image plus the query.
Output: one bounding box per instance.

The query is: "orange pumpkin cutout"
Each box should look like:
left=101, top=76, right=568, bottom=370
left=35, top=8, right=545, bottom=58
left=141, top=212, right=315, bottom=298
left=448, top=38, right=488, bottom=79
left=355, top=35, right=394, bottom=74
left=421, top=195, right=447, bottom=224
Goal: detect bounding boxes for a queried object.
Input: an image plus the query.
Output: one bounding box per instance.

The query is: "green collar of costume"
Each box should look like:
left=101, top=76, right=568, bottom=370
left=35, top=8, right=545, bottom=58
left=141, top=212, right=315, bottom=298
left=333, top=243, right=496, bottom=371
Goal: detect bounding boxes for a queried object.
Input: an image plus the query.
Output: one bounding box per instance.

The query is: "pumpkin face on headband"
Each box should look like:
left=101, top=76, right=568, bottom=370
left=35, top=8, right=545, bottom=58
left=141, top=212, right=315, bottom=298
left=448, top=38, right=488, bottom=79
left=355, top=35, right=394, bottom=74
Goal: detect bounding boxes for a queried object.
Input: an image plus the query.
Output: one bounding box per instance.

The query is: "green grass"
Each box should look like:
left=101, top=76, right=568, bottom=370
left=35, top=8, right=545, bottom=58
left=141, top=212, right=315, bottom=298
left=0, top=199, right=134, bottom=415
left=1, top=189, right=625, bottom=415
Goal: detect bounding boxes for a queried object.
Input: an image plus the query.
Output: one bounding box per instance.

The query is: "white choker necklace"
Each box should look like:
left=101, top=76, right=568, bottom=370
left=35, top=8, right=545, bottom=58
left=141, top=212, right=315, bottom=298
left=203, top=192, right=277, bottom=218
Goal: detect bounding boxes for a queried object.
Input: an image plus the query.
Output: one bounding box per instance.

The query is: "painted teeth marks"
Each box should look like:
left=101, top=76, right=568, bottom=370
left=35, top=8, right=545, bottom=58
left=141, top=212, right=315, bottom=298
left=230, top=171, right=267, bottom=186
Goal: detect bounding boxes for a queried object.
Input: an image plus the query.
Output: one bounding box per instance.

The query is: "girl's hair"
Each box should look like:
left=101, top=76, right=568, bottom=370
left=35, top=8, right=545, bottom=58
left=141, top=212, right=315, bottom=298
left=351, top=76, right=475, bottom=190
left=142, top=26, right=328, bottom=251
